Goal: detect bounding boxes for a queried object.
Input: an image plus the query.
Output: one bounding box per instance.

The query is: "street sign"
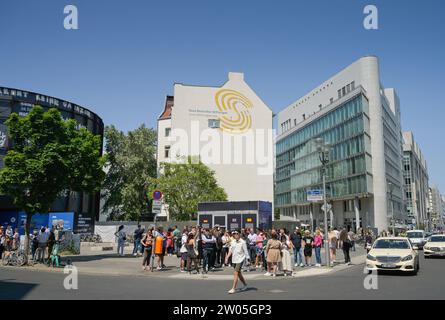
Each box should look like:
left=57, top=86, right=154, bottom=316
left=307, top=189, right=324, bottom=202
left=153, top=200, right=162, bottom=207
left=152, top=206, right=161, bottom=214
left=321, top=203, right=332, bottom=212
left=152, top=190, right=163, bottom=201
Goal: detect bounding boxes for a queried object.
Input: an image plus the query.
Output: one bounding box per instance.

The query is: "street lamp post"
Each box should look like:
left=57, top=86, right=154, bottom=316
left=315, top=138, right=331, bottom=268
left=388, top=182, right=395, bottom=236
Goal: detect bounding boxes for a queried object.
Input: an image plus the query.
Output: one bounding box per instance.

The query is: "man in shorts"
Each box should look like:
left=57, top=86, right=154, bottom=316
left=225, top=230, right=250, bottom=294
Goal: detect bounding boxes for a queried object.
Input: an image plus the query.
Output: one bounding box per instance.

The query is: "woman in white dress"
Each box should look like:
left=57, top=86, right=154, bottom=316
left=280, top=234, right=293, bottom=276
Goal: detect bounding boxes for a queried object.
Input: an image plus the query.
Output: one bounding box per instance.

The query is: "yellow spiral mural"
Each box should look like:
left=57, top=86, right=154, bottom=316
left=215, top=89, right=253, bottom=134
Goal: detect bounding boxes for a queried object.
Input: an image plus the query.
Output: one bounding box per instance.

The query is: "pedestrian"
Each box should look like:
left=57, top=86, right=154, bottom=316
left=365, top=231, right=373, bottom=253
left=265, top=231, right=282, bottom=277
left=221, top=231, right=231, bottom=267
left=172, top=225, right=181, bottom=255
left=166, top=230, right=174, bottom=256
left=179, top=228, right=189, bottom=272
left=115, top=225, right=126, bottom=257
left=0, top=226, right=4, bottom=258
left=47, top=229, right=56, bottom=262
left=186, top=233, right=200, bottom=274
left=328, top=228, right=338, bottom=266
left=37, top=227, right=49, bottom=262
left=247, top=228, right=257, bottom=263
left=339, top=228, right=352, bottom=265
left=201, top=228, right=216, bottom=273
left=30, top=230, right=38, bottom=260
left=214, top=226, right=223, bottom=267
left=12, top=228, right=20, bottom=250
left=133, top=224, right=144, bottom=257
left=255, top=230, right=265, bottom=269
left=290, top=227, right=303, bottom=267
left=280, top=234, right=293, bottom=276
left=194, top=226, right=203, bottom=266
left=313, top=229, right=323, bottom=267
left=302, top=230, right=314, bottom=267
left=141, top=230, right=153, bottom=271
left=348, top=229, right=356, bottom=252
left=225, top=230, right=249, bottom=294
left=261, top=232, right=269, bottom=271
left=5, top=225, right=13, bottom=238
left=153, top=227, right=166, bottom=270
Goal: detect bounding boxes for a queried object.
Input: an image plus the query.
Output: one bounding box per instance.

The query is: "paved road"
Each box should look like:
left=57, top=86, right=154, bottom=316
left=1, top=253, right=444, bottom=300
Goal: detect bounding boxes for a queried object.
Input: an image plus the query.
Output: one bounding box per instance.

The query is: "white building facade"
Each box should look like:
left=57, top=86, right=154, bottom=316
left=428, top=186, right=445, bottom=231
left=402, top=132, right=429, bottom=229
left=157, top=72, right=274, bottom=216
left=275, top=56, right=406, bottom=233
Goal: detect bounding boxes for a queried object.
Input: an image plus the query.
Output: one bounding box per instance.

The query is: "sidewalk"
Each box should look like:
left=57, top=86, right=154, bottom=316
left=6, top=245, right=366, bottom=281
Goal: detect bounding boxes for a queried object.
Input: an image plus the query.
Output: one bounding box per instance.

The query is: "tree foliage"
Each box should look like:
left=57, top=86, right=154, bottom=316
left=157, top=157, right=227, bottom=221
left=102, top=125, right=157, bottom=221
left=0, top=106, right=105, bottom=260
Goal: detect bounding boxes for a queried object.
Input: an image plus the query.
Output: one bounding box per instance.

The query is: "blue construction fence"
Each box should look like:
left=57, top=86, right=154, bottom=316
left=0, top=211, right=74, bottom=235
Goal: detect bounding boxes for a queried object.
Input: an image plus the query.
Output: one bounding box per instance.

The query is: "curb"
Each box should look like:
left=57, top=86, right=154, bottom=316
left=0, top=255, right=366, bottom=280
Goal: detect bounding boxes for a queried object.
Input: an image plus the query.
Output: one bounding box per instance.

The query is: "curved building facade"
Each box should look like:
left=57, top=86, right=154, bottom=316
left=0, top=87, right=104, bottom=233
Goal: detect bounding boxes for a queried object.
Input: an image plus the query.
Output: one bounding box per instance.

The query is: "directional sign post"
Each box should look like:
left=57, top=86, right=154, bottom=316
left=152, top=190, right=163, bottom=216
left=307, top=189, right=324, bottom=202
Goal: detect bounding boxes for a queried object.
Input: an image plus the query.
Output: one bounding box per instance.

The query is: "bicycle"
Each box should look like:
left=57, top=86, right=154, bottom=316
left=1, top=249, right=27, bottom=267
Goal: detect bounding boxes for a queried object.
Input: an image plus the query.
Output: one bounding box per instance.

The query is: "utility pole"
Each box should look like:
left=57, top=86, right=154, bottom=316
left=315, top=138, right=332, bottom=268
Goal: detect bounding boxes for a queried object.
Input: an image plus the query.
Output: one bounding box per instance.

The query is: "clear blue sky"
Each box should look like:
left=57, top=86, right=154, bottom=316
left=1, top=0, right=444, bottom=191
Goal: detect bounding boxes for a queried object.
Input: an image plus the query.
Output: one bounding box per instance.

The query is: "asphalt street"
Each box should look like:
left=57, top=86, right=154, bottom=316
left=1, top=253, right=444, bottom=300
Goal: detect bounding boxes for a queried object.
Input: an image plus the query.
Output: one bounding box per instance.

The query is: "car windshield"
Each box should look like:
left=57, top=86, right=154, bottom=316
left=430, top=236, right=445, bottom=242
left=407, top=232, right=423, bottom=238
left=374, top=239, right=410, bottom=249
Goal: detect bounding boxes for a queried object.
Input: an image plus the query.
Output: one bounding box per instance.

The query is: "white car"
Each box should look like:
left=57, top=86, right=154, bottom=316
left=424, top=235, right=445, bottom=258
left=366, top=237, right=420, bottom=275
left=406, top=230, right=427, bottom=249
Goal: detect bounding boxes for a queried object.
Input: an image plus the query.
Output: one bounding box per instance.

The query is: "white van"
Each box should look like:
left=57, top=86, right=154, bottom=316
left=406, top=230, right=427, bottom=249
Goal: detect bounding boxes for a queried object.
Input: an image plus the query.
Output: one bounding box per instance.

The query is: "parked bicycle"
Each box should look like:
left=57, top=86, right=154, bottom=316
left=80, top=234, right=102, bottom=243
left=1, top=249, right=27, bottom=267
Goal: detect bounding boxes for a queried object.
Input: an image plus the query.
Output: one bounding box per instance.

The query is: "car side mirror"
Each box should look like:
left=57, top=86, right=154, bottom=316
left=412, top=245, right=419, bottom=250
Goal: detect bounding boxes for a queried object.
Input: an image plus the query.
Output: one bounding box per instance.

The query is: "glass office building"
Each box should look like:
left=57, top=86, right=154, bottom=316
left=276, top=91, right=373, bottom=228
left=275, top=56, right=406, bottom=233
left=0, top=87, right=104, bottom=233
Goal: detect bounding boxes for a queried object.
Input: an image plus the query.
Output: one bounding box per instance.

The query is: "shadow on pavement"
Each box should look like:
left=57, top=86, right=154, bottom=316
left=0, top=280, right=37, bottom=300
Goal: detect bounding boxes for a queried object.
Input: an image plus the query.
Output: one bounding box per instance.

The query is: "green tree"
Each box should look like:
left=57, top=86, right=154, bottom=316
left=102, top=125, right=157, bottom=221
left=0, top=106, right=105, bottom=261
left=157, top=157, right=227, bottom=221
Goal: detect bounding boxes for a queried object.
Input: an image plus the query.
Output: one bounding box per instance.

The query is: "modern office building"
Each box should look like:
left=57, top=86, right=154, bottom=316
left=402, top=132, right=429, bottom=229
left=157, top=72, right=274, bottom=219
left=428, top=186, right=444, bottom=231
left=0, top=86, right=104, bottom=233
left=275, top=56, right=406, bottom=233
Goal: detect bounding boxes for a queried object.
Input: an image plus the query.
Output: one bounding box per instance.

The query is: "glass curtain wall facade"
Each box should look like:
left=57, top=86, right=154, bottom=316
left=276, top=93, right=372, bottom=218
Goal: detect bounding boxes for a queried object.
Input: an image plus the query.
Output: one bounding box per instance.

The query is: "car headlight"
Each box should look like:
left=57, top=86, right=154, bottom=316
left=401, top=255, right=413, bottom=262
left=424, top=246, right=430, bottom=250
left=367, top=254, right=376, bottom=261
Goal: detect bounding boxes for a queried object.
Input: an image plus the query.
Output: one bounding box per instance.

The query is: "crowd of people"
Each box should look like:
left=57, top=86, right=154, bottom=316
left=117, top=224, right=368, bottom=277
left=0, top=225, right=65, bottom=265
left=0, top=226, right=20, bottom=258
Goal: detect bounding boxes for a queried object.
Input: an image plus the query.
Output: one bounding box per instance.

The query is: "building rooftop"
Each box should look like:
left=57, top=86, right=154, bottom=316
left=159, top=95, right=174, bottom=120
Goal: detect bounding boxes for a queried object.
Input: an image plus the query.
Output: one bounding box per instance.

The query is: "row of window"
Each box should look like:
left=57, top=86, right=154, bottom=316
left=288, top=155, right=368, bottom=191
left=338, top=81, right=356, bottom=99
left=277, top=95, right=365, bottom=154
left=277, top=114, right=367, bottom=169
